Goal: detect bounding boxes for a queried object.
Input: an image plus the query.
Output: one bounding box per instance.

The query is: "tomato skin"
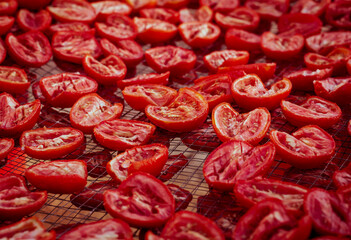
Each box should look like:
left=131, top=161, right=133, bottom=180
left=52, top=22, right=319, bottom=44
left=17, top=9, right=52, bottom=32
left=278, top=13, right=322, bottom=38
left=304, top=53, right=335, bottom=71
left=118, top=72, right=170, bottom=90
left=167, top=184, right=192, bottom=211
left=214, top=7, right=260, bottom=31
left=145, top=88, right=209, bottom=133
left=83, top=54, right=127, bottom=85
left=0, top=175, right=47, bottom=221
left=39, top=73, right=98, bottom=108
left=179, top=6, right=213, bottom=23
left=6, top=31, right=52, bottom=67
left=0, top=93, right=41, bottom=138
left=347, top=58, right=351, bottom=75
left=348, top=120, right=351, bottom=136
left=47, top=0, right=96, bottom=24
left=145, top=46, right=196, bottom=76
left=325, top=1, right=351, bottom=30
left=70, top=93, right=123, bottom=134
left=60, top=219, right=133, bottom=240
left=212, top=102, right=271, bottom=145
left=225, top=28, right=261, bottom=51
left=231, top=74, right=292, bottom=111
left=0, top=0, right=17, bottom=15
left=0, top=66, right=30, bottom=94
left=25, top=160, right=88, bottom=194
left=203, top=50, right=249, bottom=73
left=304, top=188, right=351, bottom=236
left=125, top=0, right=157, bottom=12
left=313, top=77, right=351, bottom=105
left=234, top=178, right=308, bottom=214
left=306, top=31, right=351, bottom=54
left=290, top=0, right=330, bottom=17
left=52, top=29, right=102, bottom=64
left=20, top=127, right=85, bottom=160
left=122, top=84, right=177, bottom=111
left=178, top=21, right=221, bottom=48
left=261, top=32, right=304, bottom=60
left=106, top=143, right=168, bottom=182
left=203, top=141, right=275, bottom=191
left=200, top=0, right=239, bottom=13
left=103, top=172, right=175, bottom=228
left=333, top=162, right=351, bottom=189
left=47, top=22, right=91, bottom=37
left=281, top=96, right=342, bottom=129
left=157, top=0, right=189, bottom=9
left=92, top=1, right=132, bottom=21
left=134, top=17, right=177, bottom=44
left=17, top=0, right=51, bottom=10
left=94, top=119, right=156, bottom=151
left=270, top=125, right=336, bottom=169
left=0, top=138, right=14, bottom=161
left=158, top=154, right=189, bottom=182
left=140, top=7, right=179, bottom=24
left=245, top=0, right=289, bottom=20
left=0, top=16, right=14, bottom=35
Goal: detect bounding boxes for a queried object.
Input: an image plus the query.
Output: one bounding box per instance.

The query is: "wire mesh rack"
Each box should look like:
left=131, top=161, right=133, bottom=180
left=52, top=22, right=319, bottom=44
left=0, top=35, right=351, bottom=239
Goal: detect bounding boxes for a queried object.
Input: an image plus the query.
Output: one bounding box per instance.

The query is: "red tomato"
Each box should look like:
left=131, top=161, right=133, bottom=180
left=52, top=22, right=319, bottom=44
left=281, top=96, right=342, bottom=128
left=134, top=17, right=177, bottom=44
left=214, top=7, right=260, bottom=31
left=0, top=0, right=17, bottom=15
left=304, top=52, right=336, bottom=71
left=47, top=22, right=91, bottom=37
left=17, top=0, right=51, bottom=10
left=225, top=28, right=261, bottom=51
left=153, top=211, right=225, bottom=239
left=122, top=84, right=177, bottom=111
left=179, top=6, right=213, bottom=23
left=191, top=73, right=233, bottom=111
left=76, top=150, right=112, bottom=178
left=0, top=38, right=5, bottom=64
left=20, top=127, right=85, bottom=160
left=156, top=0, right=189, bottom=9
left=70, top=180, right=117, bottom=210
left=304, top=188, right=351, bottom=236
left=0, top=16, right=14, bottom=35
left=103, top=172, right=175, bottom=228
left=203, top=50, right=249, bottom=73
left=140, top=7, right=179, bottom=24
left=270, top=125, right=336, bottom=169
left=203, top=141, right=275, bottom=191
left=106, top=143, right=167, bottom=182
left=16, top=9, right=52, bottom=32
left=283, top=68, right=333, bottom=91
left=70, top=93, right=123, bottom=134
left=212, top=102, right=271, bottom=145
left=178, top=21, right=220, bottom=48
left=0, top=175, right=47, bottom=221
left=261, top=32, right=304, bottom=60
left=0, top=138, right=14, bottom=161
left=278, top=13, right=322, bottom=37
left=95, top=14, right=137, bottom=42
left=47, top=0, right=96, bottom=24
left=326, top=47, right=351, bottom=74
left=200, top=0, right=239, bottom=13
left=333, top=162, right=351, bottom=189
left=218, top=62, right=276, bottom=82
left=231, top=74, right=292, bottom=110
left=0, top=66, right=30, bottom=94
left=92, top=1, right=132, bottom=21
left=100, top=38, right=144, bottom=67
left=167, top=184, right=192, bottom=211
left=145, top=46, right=196, bottom=75
left=145, top=88, right=209, bottom=132
left=83, top=55, right=127, bottom=85
left=25, top=160, right=87, bottom=194
left=349, top=120, right=351, bottom=136
left=290, top=0, right=330, bottom=16
left=125, top=0, right=156, bottom=11
left=347, top=58, right=351, bottom=75
left=52, top=29, right=102, bottom=64
left=117, top=71, right=170, bottom=90
left=235, top=178, right=308, bottom=213
left=313, top=77, right=351, bottom=105
left=0, top=93, right=41, bottom=137
left=325, top=1, right=351, bottom=29
left=306, top=31, right=351, bottom=54
left=94, top=119, right=156, bottom=151
left=5, top=31, right=52, bottom=67
left=60, top=219, right=133, bottom=240
left=245, top=0, right=289, bottom=20
left=39, top=73, right=98, bottom=108
left=158, top=153, right=189, bottom=182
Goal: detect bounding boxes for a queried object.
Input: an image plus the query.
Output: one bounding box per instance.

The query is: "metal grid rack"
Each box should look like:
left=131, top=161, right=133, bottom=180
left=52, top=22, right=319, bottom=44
left=0, top=38, right=351, bottom=239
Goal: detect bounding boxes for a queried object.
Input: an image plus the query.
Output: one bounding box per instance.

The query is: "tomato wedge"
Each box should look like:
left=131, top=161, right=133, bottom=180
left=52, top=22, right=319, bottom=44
left=70, top=93, right=123, bottom=134
left=16, top=9, right=52, bottom=32
left=106, top=143, right=168, bottom=182
left=306, top=31, right=351, bottom=54
left=94, top=119, right=156, bottom=151
left=333, top=162, right=351, bottom=189
left=122, top=84, right=177, bottom=111
left=0, top=138, right=14, bottom=162
left=245, top=0, right=289, bottom=20
left=231, top=74, right=292, bottom=110
left=25, top=160, right=88, bottom=194
left=145, top=88, right=209, bottom=132
left=281, top=96, right=342, bottom=128
left=325, top=1, right=351, bottom=29
left=92, top=1, right=132, bottom=21
left=225, top=28, right=261, bottom=51
left=212, top=102, right=271, bottom=145
left=203, top=141, right=275, bottom=191
left=179, top=6, right=213, bottom=23
left=104, top=172, right=175, bottom=228
left=140, top=7, right=179, bottom=24
left=0, top=16, right=14, bottom=36
left=214, top=7, right=260, bottom=31
left=270, top=125, right=336, bottom=169
left=47, top=22, right=91, bottom=37
left=20, top=127, right=85, bottom=160
left=200, top=0, right=239, bottom=13
left=278, top=13, right=322, bottom=38
left=313, top=77, right=351, bottom=105
left=290, top=0, right=330, bottom=17
left=0, top=66, right=30, bottom=94
left=203, top=50, right=249, bottom=73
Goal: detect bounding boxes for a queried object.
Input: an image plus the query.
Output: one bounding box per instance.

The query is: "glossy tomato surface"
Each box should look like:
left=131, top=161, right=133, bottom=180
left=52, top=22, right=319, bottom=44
left=313, top=77, right=351, bottom=105
left=117, top=71, right=169, bottom=90
left=16, top=9, right=52, bottom=32
left=178, top=21, right=220, bottom=48
left=203, top=50, right=249, bottom=73
left=214, top=7, right=259, bottom=31
left=0, top=138, right=14, bottom=161
left=0, top=66, right=30, bottom=94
